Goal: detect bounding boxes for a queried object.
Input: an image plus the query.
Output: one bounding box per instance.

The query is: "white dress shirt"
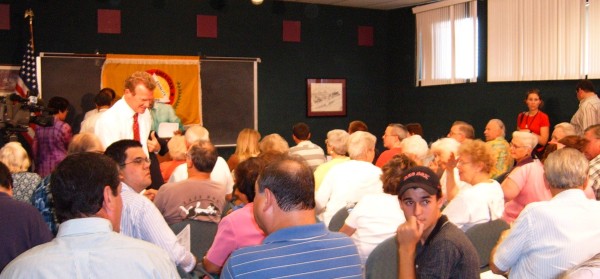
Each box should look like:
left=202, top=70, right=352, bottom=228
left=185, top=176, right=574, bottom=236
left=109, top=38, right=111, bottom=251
left=119, top=183, right=196, bottom=272
left=95, top=99, right=151, bottom=155
left=493, top=189, right=600, bottom=279
left=0, top=217, right=179, bottom=279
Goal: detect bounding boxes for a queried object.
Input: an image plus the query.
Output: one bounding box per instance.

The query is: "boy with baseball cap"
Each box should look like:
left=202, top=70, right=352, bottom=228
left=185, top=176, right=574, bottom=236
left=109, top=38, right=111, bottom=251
left=395, top=166, right=479, bottom=279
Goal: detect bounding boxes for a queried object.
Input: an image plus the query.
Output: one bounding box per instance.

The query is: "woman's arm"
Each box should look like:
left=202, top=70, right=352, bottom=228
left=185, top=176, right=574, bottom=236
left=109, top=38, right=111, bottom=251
left=537, top=126, right=549, bottom=146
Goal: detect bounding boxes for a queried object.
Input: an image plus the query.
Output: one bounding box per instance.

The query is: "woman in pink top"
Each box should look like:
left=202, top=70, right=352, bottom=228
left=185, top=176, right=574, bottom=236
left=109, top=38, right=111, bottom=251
left=501, top=131, right=552, bottom=223
left=203, top=157, right=266, bottom=275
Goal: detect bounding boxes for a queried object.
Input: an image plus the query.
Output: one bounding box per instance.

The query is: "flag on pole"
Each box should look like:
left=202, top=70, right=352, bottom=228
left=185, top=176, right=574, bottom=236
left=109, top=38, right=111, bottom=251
left=15, top=41, right=37, bottom=98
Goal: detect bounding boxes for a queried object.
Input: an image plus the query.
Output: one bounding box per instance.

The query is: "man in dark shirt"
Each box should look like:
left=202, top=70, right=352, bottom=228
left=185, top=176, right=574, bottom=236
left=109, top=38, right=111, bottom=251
left=396, top=166, right=479, bottom=279
left=0, top=162, right=52, bottom=272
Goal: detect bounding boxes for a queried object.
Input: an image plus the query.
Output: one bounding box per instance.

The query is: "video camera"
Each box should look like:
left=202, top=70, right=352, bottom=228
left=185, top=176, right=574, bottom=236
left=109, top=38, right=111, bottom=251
left=0, top=93, right=55, bottom=136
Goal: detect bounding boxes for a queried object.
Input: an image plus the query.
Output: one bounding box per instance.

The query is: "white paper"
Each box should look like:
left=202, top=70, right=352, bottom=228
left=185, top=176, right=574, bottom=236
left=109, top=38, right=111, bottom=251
left=158, top=122, right=179, bottom=138
left=176, top=224, right=191, bottom=252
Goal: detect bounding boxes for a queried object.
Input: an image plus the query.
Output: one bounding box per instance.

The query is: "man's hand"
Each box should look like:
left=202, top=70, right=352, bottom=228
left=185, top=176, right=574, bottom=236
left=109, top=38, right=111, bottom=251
left=397, top=216, right=424, bottom=249
left=397, top=216, right=423, bottom=279
left=147, top=131, right=161, bottom=153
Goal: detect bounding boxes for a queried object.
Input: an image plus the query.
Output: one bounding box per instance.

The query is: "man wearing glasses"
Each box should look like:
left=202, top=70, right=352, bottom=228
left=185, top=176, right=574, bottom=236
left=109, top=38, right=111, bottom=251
left=105, top=140, right=197, bottom=275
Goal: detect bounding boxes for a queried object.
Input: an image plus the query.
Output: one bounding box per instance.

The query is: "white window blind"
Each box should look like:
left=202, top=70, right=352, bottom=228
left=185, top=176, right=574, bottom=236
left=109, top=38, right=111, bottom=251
left=488, top=0, right=585, bottom=81
left=414, top=0, right=478, bottom=86
left=588, top=0, right=600, bottom=78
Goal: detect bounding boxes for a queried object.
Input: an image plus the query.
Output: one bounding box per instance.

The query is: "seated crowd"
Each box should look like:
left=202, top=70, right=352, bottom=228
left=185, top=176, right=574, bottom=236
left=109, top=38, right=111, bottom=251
left=3, top=73, right=600, bottom=279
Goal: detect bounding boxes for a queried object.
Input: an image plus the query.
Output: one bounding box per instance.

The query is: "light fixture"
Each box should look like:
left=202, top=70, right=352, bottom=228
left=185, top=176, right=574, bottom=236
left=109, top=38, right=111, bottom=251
left=251, top=0, right=263, bottom=5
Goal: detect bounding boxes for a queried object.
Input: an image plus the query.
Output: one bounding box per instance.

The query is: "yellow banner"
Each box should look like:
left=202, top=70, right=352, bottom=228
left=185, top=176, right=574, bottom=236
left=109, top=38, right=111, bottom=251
left=101, top=54, right=201, bottom=125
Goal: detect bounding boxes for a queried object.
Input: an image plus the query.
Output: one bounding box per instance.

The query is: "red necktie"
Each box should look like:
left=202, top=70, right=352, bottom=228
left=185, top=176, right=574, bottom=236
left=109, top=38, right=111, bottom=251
left=133, top=113, right=140, bottom=142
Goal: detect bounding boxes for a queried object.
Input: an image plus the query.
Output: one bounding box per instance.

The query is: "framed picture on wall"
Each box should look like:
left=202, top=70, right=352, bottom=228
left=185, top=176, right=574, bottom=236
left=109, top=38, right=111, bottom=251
left=0, top=65, right=20, bottom=95
left=306, top=78, right=346, bottom=117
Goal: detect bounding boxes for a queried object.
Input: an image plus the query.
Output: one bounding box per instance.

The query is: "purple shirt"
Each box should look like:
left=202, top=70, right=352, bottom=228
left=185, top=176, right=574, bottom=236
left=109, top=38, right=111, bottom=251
left=0, top=192, right=53, bottom=271
left=33, top=119, right=71, bottom=177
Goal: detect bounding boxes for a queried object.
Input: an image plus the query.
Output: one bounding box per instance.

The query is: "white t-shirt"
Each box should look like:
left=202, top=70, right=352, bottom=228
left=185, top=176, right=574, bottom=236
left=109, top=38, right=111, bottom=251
left=315, top=160, right=383, bottom=225
left=345, top=193, right=405, bottom=264
left=442, top=179, right=504, bottom=232
left=168, top=156, right=234, bottom=194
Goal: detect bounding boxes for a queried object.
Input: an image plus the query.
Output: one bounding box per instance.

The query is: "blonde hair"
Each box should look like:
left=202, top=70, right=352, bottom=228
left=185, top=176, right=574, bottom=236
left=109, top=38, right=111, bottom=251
left=259, top=133, right=289, bottom=154
left=0, top=142, right=30, bottom=173
left=234, top=128, right=261, bottom=162
left=168, top=135, right=187, bottom=161
left=68, top=133, right=104, bottom=155
left=458, top=139, right=496, bottom=174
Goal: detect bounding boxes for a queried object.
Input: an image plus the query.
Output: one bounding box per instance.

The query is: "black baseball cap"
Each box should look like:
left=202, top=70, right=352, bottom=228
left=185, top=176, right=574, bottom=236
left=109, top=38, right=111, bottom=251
left=396, top=166, right=441, bottom=196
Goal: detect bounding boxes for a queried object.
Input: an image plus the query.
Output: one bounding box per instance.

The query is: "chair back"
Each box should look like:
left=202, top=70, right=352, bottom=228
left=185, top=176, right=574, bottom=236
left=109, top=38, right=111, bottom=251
left=365, top=236, right=398, bottom=279
left=328, top=207, right=349, bottom=231
left=170, top=220, right=219, bottom=279
left=465, top=219, right=510, bottom=271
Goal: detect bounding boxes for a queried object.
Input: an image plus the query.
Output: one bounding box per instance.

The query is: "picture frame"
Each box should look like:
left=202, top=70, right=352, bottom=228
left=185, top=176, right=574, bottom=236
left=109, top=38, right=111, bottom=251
left=0, top=65, right=20, bottom=95
left=306, top=78, right=346, bottom=117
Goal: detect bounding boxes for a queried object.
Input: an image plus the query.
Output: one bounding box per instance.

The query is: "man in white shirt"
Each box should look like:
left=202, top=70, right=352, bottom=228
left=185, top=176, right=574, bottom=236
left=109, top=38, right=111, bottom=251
left=168, top=125, right=234, bottom=196
left=104, top=140, right=197, bottom=274
left=491, top=148, right=600, bottom=278
left=1, top=152, right=178, bottom=278
left=95, top=71, right=161, bottom=158
left=80, top=88, right=113, bottom=134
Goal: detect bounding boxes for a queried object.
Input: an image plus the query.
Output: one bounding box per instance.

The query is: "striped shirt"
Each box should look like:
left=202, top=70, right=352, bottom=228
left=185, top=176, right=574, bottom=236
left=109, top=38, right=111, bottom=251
left=589, top=155, right=600, bottom=200
left=493, top=189, right=600, bottom=278
left=221, top=223, right=362, bottom=279
left=120, top=183, right=196, bottom=272
left=289, top=140, right=326, bottom=171
left=571, top=94, right=600, bottom=135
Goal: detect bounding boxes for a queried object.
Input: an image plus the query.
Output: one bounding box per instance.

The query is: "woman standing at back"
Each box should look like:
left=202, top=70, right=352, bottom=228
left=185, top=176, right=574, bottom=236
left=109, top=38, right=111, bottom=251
left=517, top=89, right=550, bottom=158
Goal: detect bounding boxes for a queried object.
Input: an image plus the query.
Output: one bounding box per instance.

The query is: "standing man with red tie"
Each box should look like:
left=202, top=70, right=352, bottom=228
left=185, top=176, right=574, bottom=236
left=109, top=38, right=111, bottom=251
left=95, top=71, right=164, bottom=191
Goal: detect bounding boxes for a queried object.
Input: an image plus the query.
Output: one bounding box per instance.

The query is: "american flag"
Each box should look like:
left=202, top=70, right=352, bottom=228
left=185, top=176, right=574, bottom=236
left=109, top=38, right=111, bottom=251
left=15, top=41, right=38, bottom=98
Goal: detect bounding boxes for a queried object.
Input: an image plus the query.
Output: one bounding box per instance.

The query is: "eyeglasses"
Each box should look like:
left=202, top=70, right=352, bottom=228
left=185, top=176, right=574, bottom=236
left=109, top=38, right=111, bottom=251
left=120, top=157, right=151, bottom=166
left=456, top=157, right=472, bottom=166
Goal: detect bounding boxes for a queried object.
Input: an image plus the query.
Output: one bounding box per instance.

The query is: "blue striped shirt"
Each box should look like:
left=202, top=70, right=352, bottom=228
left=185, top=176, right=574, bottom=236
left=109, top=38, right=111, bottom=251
left=221, top=223, right=362, bottom=279
left=120, top=183, right=196, bottom=272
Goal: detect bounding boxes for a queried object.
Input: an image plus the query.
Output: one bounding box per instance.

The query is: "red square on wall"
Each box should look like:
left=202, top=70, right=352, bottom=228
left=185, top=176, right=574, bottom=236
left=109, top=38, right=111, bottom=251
left=283, top=20, right=301, bottom=42
left=98, top=9, right=121, bottom=34
left=197, top=15, right=217, bottom=38
left=0, top=4, right=9, bottom=30
left=358, top=26, right=374, bottom=47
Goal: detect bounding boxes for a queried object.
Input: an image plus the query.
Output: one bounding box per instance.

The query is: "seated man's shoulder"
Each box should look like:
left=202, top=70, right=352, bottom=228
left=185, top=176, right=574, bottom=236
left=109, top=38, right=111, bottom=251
left=429, top=222, right=479, bottom=261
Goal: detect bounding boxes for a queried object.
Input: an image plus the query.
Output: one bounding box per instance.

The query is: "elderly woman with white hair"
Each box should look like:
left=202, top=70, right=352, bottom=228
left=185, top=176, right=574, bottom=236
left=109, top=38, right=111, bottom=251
left=429, top=137, right=470, bottom=202
left=0, top=142, right=41, bottom=203
left=314, top=129, right=350, bottom=191
left=550, top=122, right=578, bottom=144
left=315, top=131, right=383, bottom=225
left=501, top=131, right=552, bottom=223
left=401, top=134, right=429, bottom=165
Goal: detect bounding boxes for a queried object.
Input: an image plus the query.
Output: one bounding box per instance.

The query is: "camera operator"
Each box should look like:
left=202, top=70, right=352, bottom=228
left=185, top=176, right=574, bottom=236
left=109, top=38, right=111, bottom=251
left=32, top=96, right=72, bottom=177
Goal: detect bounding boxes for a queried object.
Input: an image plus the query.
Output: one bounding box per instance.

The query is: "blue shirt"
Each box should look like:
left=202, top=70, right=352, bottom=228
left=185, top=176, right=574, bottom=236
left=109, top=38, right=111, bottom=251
left=0, top=218, right=179, bottom=279
left=221, top=223, right=362, bottom=279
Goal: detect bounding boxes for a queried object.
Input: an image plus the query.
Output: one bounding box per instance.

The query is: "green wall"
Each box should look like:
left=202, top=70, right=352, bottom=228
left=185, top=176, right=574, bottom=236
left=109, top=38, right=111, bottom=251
left=0, top=0, right=390, bottom=155
left=388, top=0, right=594, bottom=143
left=1, top=0, right=595, bottom=155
